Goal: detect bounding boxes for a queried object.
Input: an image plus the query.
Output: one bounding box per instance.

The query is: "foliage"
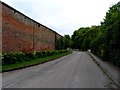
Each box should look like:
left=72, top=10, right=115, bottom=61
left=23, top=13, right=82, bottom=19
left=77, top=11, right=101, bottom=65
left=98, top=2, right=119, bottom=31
left=56, top=37, right=65, bottom=50
left=63, top=35, right=72, bottom=49
left=2, top=50, right=69, bottom=65
left=2, top=51, right=72, bottom=72
left=56, top=35, right=72, bottom=50
left=72, top=2, right=120, bottom=67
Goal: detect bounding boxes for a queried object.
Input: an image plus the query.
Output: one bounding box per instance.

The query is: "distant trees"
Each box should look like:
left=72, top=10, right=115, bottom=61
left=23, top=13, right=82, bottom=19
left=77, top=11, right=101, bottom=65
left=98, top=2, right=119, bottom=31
left=64, top=35, right=72, bottom=49
left=72, top=2, right=120, bottom=67
left=56, top=35, right=72, bottom=50
left=72, top=26, right=100, bottom=51
left=56, top=37, right=65, bottom=50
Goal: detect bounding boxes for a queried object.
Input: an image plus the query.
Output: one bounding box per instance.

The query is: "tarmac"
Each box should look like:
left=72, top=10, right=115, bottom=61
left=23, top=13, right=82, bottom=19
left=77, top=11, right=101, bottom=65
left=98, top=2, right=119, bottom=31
left=88, top=51, right=120, bottom=89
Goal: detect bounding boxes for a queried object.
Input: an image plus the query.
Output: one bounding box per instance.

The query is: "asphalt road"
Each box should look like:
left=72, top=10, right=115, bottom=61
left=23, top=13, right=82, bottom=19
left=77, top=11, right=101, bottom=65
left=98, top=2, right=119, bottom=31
left=2, top=51, right=114, bottom=88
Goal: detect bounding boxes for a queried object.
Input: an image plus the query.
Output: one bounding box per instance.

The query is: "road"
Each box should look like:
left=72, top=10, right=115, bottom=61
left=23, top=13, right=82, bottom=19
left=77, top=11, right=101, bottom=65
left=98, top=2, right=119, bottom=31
left=2, top=51, right=114, bottom=88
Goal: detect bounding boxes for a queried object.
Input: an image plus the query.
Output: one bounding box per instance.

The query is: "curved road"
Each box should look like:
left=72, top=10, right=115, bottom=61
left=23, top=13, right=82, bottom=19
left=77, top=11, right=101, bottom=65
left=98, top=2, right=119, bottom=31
left=2, top=51, right=114, bottom=88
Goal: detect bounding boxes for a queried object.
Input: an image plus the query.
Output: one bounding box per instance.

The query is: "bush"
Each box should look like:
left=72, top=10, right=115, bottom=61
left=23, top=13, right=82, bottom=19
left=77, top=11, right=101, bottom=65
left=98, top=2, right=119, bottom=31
left=2, top=52, right=25, bottom=65
left=24, top=52, right=35, bottom=61
left=35, top=51, right=43, bottom=58
left=2, top=50, right=69, bottom=65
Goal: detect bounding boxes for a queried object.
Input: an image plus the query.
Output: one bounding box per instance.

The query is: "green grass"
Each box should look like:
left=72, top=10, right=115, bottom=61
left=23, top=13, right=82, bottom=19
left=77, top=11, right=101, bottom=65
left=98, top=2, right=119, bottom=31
left=2, top=51, right=72, bottom=72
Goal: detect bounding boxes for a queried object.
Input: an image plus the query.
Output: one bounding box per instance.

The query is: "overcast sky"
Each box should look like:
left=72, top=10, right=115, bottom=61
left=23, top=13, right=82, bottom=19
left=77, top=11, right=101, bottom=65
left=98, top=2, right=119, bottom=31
left=2, top=0, right=120, bottom=36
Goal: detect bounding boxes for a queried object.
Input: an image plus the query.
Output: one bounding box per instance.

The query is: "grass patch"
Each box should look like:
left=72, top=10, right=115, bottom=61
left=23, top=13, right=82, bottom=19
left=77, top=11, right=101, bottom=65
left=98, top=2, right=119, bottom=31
left=2, top=51, right=72, bottom=72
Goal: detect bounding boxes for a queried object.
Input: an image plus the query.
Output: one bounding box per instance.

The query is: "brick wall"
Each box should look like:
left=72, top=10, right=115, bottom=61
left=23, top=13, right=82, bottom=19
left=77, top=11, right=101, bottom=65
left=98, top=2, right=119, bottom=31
left=2, top=2, right=62, bottom=52
left=0, top=2, right=2, bottom=53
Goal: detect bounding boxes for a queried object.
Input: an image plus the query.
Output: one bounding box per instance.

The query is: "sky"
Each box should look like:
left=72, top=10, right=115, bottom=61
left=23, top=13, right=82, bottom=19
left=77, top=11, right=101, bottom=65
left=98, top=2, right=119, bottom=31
left=2, top=0, right=120, bottom=36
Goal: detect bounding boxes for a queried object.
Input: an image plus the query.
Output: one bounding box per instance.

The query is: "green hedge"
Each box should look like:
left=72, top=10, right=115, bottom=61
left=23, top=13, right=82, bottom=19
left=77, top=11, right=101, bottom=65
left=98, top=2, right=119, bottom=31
left=2, top=50, right=69, bottom=65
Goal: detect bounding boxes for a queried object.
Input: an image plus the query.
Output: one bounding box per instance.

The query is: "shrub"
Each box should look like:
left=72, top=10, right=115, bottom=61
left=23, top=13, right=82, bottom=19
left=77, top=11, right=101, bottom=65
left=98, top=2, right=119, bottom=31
left=2, top=52, right=25, bottom=65
left=2, top=50, right=69, bottom=65
left=35, top=52, right=43, bottom=58
left=24, top=52, right=35, bottom=61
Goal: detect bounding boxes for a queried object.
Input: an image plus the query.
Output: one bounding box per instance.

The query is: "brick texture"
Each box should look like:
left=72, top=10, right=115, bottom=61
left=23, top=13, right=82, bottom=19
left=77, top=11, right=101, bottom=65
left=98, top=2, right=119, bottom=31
left=2, top=2, right=62, bottom=52
left=0, top=2, right=2, bottom=53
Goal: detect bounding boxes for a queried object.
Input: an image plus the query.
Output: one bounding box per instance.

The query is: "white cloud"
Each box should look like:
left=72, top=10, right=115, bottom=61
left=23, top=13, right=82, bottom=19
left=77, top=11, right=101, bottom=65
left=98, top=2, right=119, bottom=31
left=2, top=0, right=120, bottom=35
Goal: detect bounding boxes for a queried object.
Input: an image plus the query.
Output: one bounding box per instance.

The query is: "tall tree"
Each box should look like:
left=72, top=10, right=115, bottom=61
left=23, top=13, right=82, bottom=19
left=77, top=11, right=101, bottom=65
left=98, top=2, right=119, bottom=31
left=71, top=1, right=120, bottom=67
left=64, top=35, right=72, bottom=49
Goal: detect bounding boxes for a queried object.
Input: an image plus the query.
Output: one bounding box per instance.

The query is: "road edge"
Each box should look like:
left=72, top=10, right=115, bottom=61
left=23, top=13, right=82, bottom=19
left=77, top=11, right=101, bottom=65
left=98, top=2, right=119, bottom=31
left=87, top=52, right=120, bottom=89
left=2, top=51, right=72, bottom=73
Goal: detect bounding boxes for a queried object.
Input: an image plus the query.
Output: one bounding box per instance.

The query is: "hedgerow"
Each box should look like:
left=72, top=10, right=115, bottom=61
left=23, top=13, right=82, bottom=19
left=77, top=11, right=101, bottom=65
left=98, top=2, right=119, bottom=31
left=2, top=50, right=69, bottom=65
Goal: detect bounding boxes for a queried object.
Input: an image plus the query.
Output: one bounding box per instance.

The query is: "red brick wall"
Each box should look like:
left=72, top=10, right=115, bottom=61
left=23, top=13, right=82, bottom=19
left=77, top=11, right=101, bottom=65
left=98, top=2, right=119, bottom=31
left=0, top=2, right=2, bottom=53
left=34, top=24, right=55, bottom=51
left=2, top=2, right=61, bottom=53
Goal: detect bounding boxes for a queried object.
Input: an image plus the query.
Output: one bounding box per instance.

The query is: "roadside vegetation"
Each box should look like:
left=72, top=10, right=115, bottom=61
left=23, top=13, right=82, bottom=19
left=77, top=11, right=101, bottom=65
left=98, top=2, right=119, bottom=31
left=71, top=2, right=120, bottom=67
left=1, top=2, right=120, bottom=72
left=2, top=50, right=72, bottom=72
left=56, top=35, right=72, bottom=50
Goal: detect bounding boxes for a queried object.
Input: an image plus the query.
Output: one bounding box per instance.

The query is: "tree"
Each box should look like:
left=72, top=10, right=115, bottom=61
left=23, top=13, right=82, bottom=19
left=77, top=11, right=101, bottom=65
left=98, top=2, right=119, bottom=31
left=102, top=2, right=120, bottom=65
left=64, top=35, right=72, bottom=49
left=71, top=1, right=120, bottom=67
left=56, top=37, right=65, bottom=50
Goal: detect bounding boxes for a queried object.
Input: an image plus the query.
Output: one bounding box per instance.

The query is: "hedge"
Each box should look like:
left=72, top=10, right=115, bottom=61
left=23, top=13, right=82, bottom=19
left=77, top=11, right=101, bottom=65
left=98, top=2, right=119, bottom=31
left=2, top=50, right=69, bottom=65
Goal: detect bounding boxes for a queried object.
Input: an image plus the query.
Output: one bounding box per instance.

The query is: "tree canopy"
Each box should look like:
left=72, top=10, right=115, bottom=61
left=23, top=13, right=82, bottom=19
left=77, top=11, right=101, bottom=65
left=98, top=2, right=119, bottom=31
left=72, top=2, right=120, bottom=67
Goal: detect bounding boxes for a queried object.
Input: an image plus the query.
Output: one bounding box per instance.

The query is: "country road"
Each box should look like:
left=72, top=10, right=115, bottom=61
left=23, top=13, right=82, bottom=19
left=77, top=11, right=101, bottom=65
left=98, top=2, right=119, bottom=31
left=2, top=51, right=115, bottom=88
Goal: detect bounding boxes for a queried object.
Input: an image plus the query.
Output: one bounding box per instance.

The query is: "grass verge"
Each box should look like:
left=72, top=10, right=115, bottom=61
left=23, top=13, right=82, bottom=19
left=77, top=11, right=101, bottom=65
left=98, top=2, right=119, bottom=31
left=2, top=51, right=72, bottom=72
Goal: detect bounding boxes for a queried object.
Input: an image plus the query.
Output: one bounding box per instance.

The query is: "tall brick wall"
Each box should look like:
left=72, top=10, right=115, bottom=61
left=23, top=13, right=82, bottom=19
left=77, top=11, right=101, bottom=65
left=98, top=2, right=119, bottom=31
left=2, top=2, right=62, bottom=53
left=0, top=2, right=2, bottom=53
left=34, top=24, right=56, bottom=51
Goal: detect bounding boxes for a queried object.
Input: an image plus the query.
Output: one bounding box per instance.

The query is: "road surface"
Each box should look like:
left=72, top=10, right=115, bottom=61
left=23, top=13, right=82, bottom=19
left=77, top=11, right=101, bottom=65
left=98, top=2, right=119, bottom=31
left=2, top=51, right=115, bottom=88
